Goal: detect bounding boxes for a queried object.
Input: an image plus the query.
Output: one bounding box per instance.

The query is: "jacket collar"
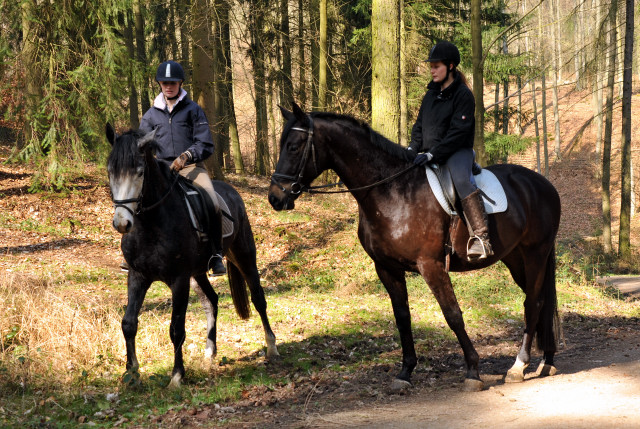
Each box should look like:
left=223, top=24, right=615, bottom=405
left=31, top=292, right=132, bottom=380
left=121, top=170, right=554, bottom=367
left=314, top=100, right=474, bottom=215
left=427, top=72, right=462, bottom=99
left=153, top=88, right=188, bottom=111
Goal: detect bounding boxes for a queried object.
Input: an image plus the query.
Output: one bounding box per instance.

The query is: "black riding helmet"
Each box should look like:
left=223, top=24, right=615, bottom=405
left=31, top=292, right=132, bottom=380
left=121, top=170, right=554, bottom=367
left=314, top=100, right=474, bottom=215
left=426, top=41, right=461, bottom=67
left=155, top=60, right=185, bottom=83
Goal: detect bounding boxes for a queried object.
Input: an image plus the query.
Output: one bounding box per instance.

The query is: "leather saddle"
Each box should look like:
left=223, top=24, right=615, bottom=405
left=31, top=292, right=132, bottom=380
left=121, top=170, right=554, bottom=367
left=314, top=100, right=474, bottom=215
left=176, top=177, right=233, bottom=243
left=429, top=162, right=484, bottom=213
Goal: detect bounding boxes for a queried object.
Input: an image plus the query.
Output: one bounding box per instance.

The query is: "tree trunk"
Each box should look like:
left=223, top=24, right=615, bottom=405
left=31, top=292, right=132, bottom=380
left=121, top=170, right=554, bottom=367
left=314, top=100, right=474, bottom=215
left=249, top=0, right=269, bottom=174
left=212, top=0, right=229, bottom=171
left=175, top=0, right=191, bottom=89
left=297, top=0, right=307, bottom=108
left=371, top=0, right=401, bottom=142
left=133, top=0, right=150, bottom=113
left=221, top=2, right=243, bottom=174
left=399, top=4, right=408, bottom=146
left=532, top=83, right=541, bottom=173
left=318, top=0, right=327, bottom=109
left=539, top=8, right=549, bottom=177
left=619, top=0, right=634, bottom=257
left=21, top=0, right=43, bottom=148
left=602, top=3, right=618, bottom=253
left=502, top=35, right=509, bottom=134
left=192, top=0, right=224, bottom=180
left=280, top=0, right=293, bottom=108
left=493, top=83, right=500, bottom=133
left=550, top=0, right=561, bottom=160
left=470, top=0, right=487, bottom=165
left=124, top=12, right=140, bottom=129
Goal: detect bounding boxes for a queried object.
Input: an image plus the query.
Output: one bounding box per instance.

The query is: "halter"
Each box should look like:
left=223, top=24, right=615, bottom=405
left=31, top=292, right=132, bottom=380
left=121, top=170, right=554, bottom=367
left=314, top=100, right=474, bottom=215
left=270, top=116, right=317, bottom=195
left=111, top=161, right=180, bottom=216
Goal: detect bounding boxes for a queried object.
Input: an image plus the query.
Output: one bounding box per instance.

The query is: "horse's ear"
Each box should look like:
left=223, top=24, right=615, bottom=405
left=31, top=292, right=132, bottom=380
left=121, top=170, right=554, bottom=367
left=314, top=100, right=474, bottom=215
left=292, top=102, right=309, bottom=126
left=106, top=123, right=117, bottom=146
left=137, top=129, right=157, bottom=152
left=279, top=105, right=294, bottom=121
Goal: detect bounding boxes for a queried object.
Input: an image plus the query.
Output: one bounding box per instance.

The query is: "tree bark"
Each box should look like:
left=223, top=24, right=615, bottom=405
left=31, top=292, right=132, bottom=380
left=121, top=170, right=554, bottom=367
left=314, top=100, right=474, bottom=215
left=21, top=0, right=43, bottom=148
left=371, top=0, right=401, bottom=141
left=602, top=3, right=618, bottom=253
left=124, top=12, right=140, bottom=129
left=618, top=0, right=634, bottom=257
left=249, top=0, right=269, bottom=174
left=550, top=0, right=561, bottom=160
left=280, top=0, right=293, bottom=108
left=318, top=0, right=327, bottom=109
left=192, top=0, right=224, bottom=179
left=133, top=0, right=150, bottom=113
left=297, top=0, right=307, bottom=108
left=471, top=0, right=487, bottom=165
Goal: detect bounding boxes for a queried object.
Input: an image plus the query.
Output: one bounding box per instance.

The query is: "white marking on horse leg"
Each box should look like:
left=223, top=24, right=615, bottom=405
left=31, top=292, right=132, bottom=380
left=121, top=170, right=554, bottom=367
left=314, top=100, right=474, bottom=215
left=265, top=333, right=280, bottom=360
left=204, top=347, right=215, bottom=360
left=505, top=356, right=529, bottom=383
left=168, top=372, right=182, bottom=389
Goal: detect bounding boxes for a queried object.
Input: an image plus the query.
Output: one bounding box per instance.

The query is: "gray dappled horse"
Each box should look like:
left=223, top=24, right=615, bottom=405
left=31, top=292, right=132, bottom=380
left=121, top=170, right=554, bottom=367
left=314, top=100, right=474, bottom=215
left=107, top=125, right=279, bottom=387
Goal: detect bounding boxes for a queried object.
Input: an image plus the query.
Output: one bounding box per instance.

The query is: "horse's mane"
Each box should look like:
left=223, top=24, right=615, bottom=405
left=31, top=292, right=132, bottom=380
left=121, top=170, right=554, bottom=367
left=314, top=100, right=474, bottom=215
left=311, top=112, right=414, bottom=162
left=107, top=129, right=161, bottom=175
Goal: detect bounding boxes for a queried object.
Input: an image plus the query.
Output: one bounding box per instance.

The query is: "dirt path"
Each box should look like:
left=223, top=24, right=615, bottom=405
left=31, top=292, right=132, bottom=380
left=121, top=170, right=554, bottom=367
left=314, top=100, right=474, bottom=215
left=192, top=318, right=640, bottom=429
left=299, top=338, right=640, bottom=428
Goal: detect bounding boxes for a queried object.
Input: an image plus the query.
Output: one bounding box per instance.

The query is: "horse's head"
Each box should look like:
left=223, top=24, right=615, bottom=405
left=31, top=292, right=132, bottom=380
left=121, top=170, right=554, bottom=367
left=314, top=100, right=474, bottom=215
left=106, top=124, right=156, bottom=234
left=269, top=103, right=324, bottom=211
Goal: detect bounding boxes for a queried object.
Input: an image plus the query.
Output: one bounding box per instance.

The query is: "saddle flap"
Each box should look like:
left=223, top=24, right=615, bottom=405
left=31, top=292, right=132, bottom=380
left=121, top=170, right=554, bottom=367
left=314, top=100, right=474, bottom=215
left=177, top=177, right=213, bottom=236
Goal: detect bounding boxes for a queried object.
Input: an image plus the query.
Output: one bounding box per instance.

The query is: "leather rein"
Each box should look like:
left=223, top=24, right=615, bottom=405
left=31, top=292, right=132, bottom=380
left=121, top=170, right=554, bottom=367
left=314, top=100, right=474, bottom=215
left=112, top=162, right=180, bottom=216
left=270, top=116, right=418, bottom=195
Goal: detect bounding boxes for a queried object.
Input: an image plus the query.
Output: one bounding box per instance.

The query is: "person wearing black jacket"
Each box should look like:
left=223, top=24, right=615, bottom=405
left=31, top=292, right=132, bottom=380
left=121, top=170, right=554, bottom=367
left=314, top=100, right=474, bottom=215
left=408, top=41, right=493, bottom=260
left=138, top=60, right=226, bottom=275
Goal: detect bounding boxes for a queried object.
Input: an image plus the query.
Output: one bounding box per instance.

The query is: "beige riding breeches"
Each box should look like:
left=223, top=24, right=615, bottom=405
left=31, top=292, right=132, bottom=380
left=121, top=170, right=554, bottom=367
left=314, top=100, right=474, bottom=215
left=179, top=163, right=220, bottom=212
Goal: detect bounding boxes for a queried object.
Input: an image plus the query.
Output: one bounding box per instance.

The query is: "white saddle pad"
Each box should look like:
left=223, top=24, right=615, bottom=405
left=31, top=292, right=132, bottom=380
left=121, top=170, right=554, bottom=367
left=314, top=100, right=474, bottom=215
left=216, top=193, right=234, bottom=238
left=425, top=167, right=508, bottom=216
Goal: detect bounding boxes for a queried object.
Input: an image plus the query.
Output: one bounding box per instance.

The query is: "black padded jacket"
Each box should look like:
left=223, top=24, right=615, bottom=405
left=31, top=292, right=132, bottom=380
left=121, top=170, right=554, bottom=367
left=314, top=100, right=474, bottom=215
left=409, top=73, right=475, bottom=165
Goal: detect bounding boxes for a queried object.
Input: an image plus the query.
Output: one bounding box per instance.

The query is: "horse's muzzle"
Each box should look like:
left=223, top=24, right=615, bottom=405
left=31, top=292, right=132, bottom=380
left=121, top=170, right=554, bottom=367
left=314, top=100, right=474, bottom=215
left=268, top=184, right=295, bottom=211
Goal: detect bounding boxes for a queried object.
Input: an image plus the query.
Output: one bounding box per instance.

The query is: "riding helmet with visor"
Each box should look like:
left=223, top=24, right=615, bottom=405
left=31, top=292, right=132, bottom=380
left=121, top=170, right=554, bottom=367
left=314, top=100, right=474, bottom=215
left=426, top=41, right=461, bottom=67
left=155, top=60, right=185, bottom=83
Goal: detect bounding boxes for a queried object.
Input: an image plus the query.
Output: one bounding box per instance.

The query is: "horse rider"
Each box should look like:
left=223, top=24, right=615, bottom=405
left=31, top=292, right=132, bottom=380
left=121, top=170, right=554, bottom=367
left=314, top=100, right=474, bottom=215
left=408, top=41, right=493, bottom=260
left=138, top=60, right=226, bottom=275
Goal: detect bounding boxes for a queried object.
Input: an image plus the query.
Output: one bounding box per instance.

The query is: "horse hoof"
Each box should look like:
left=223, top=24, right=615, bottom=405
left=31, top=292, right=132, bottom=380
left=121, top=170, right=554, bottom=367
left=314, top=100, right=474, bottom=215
left=266, top=350, right=282, bottom=362
left=204, top=347, right=216, bottom=360
left=536, top=362, right=557, bottom=377
left=463, top=378, right=484, bottom=392
left=168, top=373, right=183, bottom=389
left=505, top=368, right=525, bottom=383
left=390, top=378, right=412, bottom=392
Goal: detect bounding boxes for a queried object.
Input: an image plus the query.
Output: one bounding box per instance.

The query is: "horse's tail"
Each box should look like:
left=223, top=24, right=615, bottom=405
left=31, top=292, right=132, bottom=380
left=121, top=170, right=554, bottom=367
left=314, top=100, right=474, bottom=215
left=536, top=244, right=561, bottom=351
left=227, top=261, right=251, bottom=320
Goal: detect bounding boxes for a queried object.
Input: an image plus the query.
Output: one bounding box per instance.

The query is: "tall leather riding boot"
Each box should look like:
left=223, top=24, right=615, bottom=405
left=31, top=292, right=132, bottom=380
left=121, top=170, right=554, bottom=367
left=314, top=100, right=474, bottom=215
left=208, top=209, right=227, bottom=276
left=460, top=189, right=494, bottom=261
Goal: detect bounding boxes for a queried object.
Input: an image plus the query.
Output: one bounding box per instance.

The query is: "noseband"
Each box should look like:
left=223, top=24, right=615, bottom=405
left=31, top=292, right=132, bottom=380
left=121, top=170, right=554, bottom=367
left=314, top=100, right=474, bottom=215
left=270, top=116, right=317, bottom=195
left=111, top=160, right=180, bottom=216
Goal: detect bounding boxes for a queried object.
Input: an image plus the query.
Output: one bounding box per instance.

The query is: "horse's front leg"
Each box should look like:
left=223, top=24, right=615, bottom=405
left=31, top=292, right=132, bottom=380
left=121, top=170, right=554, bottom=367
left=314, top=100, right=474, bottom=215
left=122, top=271, right=152, bottom=379
left=419, top=259, right=483, bottom=391
left=374, top=264, right=416, bottom=391
left=192, top=275, right=219, bottom=361
left=168, top=276, right=190, bottom=389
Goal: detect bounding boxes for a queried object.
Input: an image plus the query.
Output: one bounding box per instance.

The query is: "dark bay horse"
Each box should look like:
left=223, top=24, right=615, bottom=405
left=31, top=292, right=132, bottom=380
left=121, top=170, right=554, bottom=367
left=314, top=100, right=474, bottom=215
left=106, top=124, right=279, bottom=387
left=268, top=104, right=561, bottom=391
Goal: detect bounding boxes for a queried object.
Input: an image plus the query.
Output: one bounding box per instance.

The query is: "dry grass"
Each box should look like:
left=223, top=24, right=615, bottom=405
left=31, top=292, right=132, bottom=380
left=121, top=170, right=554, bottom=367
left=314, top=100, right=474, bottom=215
left=0, top=270, right=124, bottom=389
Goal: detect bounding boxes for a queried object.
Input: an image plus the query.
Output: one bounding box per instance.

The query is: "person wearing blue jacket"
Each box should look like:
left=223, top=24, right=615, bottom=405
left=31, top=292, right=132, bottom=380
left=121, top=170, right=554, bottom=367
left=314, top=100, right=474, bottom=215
left=139, top=60, right=226, bottom=275
left=408, top=41, right=493, bottom=261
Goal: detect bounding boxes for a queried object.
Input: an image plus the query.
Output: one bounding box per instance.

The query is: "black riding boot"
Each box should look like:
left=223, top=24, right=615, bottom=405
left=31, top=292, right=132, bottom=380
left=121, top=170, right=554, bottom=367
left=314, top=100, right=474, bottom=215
left=208, top=209, right=226, bottom=276
left=460, top=189, right=494, bottom=261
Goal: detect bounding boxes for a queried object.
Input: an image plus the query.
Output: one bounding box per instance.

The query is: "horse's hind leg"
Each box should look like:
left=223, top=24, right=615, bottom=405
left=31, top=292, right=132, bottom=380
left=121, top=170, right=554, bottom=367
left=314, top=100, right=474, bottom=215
left=192, top=274, right=219, bottom=361
left=503, top=247, right=558, bottom=382
left=122, top=271, right=152, bottom=377
left=168, top=276, right=191, bottom=389
left=228, top=255, right=280, bottom=360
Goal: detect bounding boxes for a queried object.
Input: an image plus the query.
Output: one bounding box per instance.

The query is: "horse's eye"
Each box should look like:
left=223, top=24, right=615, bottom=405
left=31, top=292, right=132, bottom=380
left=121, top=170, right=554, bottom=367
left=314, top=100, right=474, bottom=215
left=136, top=167, right=144, bottom=177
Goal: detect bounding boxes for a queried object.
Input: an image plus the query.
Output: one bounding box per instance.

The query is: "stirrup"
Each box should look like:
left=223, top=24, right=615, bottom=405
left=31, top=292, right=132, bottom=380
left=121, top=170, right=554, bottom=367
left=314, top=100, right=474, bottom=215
left=208, top=254, right=226, bottom=276
left=466, top=236, right=492, bottom=261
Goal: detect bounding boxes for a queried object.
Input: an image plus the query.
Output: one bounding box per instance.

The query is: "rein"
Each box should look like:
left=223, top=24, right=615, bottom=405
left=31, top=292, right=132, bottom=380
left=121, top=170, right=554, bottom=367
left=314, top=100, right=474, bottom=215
left=271, top=117, right=418, bottom=195
left=112, top=167, right=180, bottom=216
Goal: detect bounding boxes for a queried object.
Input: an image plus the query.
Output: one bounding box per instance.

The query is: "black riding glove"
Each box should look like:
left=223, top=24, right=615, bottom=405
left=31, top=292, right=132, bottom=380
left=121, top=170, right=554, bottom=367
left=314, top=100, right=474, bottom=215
left=413, top=152, right=433, bottom=166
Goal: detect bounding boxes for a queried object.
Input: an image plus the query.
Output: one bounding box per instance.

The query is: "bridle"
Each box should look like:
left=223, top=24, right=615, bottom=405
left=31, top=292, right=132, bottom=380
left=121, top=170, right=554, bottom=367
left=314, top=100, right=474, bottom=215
left=111, top=159, right=180, bottom=216
left=270, top=116, right=317, bottom=195
left=270, top=116, right=418, bottom=195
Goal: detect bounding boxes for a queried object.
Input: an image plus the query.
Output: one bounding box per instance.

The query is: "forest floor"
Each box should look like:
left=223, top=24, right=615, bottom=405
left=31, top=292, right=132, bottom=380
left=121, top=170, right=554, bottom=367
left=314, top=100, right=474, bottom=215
left=1, top=85, right=640, bottom=427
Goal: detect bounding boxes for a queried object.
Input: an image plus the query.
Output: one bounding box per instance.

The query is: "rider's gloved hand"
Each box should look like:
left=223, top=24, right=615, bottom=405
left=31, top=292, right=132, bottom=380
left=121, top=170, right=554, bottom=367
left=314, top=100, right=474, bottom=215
left=413, top=152, right=433, bottom=166
left=170, top=152, right=191, bottom=172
